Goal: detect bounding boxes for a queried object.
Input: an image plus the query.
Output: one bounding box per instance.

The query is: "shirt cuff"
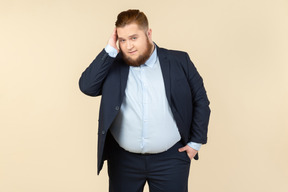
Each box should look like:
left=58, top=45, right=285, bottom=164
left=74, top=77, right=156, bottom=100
left=187, top=142, right=202, bottom=151
left=105, top=44, right=118, bottom=58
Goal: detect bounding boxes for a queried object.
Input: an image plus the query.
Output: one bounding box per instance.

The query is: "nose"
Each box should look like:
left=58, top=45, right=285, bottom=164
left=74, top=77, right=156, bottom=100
left=126, top=40, right=133, bottom=50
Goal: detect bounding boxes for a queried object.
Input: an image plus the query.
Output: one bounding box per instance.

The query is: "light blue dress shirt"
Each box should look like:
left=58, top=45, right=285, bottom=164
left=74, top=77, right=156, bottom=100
left=105, top=45, right=201, bottom=153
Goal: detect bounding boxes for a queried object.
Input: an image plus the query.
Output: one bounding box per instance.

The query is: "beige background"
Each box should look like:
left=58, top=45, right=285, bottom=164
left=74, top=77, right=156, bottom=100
left=1, top=0, right=288, bottom=191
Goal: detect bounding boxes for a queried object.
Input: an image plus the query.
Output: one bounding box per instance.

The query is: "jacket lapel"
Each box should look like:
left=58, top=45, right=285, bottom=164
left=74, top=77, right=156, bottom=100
left=157, top=46, right=172, bottom=106
left=118, top=56, right=129, bottom=99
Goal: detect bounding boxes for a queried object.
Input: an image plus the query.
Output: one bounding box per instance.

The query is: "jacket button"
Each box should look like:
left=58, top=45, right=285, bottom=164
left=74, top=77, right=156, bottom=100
left=115, top=106, right=120, bottom=110
left=101, top=130, right=105, bottom=135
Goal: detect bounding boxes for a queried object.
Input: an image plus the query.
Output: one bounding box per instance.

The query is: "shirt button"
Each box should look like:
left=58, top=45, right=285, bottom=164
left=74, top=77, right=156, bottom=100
left=101, top=130, right=105, bottom=135
left=115, top=106, right=120, bottom=110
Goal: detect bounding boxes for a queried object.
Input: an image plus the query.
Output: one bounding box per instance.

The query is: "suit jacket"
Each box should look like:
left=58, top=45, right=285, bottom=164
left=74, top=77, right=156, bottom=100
left=79, top=44, right=211, bottom=174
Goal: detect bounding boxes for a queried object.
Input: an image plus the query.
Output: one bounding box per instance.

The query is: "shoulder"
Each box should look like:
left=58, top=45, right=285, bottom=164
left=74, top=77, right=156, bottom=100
left=157, top=46, right=189, bottom=60
left=157, top=46, right=193, bottom=71
left=157, top=45, right=197, bottom=77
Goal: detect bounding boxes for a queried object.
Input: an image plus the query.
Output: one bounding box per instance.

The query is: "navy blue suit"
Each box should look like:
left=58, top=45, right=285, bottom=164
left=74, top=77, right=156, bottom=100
left=79, top=44, right=210, bottom=175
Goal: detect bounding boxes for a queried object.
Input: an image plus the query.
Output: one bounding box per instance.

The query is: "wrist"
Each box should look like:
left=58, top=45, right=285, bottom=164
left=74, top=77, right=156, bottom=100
left=187, top=142, right=202, bottom=151
left=105, top=44, right=118, bottom=58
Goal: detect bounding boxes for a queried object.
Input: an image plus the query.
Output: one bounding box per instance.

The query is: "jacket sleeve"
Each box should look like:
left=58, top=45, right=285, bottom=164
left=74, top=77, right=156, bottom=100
left=79, top=49, right=115, bottom=96
left=185, top=53, right=211, bottom=144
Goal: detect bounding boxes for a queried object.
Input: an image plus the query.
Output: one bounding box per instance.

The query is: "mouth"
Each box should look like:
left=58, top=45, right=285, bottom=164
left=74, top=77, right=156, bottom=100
left=128, top=50, right=137, bottom=55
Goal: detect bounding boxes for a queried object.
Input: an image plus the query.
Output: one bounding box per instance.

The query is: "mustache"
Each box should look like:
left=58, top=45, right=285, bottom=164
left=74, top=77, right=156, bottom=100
left=119, top=41, right=154, bottom=67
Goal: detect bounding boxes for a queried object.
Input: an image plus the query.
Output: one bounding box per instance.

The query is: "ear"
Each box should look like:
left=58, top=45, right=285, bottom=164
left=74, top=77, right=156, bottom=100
left=147, top=28, right=152, bottom=40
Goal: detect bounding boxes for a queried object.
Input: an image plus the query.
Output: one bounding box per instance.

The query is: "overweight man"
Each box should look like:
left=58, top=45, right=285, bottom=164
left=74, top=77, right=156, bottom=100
left=79, top=9, right=210, bottom=192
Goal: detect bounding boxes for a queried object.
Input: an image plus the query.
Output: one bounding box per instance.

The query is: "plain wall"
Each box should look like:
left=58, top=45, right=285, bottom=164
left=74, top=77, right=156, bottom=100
left=1, top=0, right=287, bottom=191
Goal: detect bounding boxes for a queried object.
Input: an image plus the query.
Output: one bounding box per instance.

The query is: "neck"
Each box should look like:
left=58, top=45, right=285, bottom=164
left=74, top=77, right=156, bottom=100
left=149, top=42, right=155, bottom=57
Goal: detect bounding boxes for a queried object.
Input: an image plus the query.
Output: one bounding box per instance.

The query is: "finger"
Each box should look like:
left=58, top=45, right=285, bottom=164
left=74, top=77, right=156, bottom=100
left=113, top=28, right=117, bottom=37
left=178, top=146, right=187, bottom=152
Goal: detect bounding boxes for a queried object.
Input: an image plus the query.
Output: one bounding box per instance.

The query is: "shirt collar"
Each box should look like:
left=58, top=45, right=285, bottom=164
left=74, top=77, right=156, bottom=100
left=144, top=45, right=157, bottom=68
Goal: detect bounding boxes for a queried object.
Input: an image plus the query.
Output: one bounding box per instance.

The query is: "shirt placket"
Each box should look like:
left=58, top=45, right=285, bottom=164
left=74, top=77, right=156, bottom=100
left=141, top=66, right=148, bottom=152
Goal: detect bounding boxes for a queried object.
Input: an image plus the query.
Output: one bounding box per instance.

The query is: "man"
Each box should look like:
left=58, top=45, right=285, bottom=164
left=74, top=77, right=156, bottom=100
left=79, top=9, right=210, bottom=192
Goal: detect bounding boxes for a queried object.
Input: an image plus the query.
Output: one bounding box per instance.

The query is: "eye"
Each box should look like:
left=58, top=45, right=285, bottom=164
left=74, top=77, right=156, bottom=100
left=131, top=37, right=137, bottom=40
left=119, top=39, right=126, bottom=43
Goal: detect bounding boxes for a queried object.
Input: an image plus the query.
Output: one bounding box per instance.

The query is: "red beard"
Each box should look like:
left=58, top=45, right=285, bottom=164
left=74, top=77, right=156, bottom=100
left=120, top=39, right=154, bottom=67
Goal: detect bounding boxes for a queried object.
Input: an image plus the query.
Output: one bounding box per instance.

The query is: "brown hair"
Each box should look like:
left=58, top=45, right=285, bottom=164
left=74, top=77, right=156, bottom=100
left=115, top=9, right=149, bottom=30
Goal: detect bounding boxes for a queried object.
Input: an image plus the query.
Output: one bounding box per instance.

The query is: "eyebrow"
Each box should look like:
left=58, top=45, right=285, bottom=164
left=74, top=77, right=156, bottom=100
left=118, top=34, right=138, bottom=40
left=129, top=34, right=138, bottom=37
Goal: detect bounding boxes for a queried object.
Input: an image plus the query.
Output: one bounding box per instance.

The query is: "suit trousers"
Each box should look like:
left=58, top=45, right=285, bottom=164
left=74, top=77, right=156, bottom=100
left=107, top=136, right=191, bottom=192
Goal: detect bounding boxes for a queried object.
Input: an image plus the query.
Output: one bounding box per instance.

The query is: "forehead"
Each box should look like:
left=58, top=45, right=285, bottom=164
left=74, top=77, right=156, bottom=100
left=117, top=23, right=145, bottom=38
